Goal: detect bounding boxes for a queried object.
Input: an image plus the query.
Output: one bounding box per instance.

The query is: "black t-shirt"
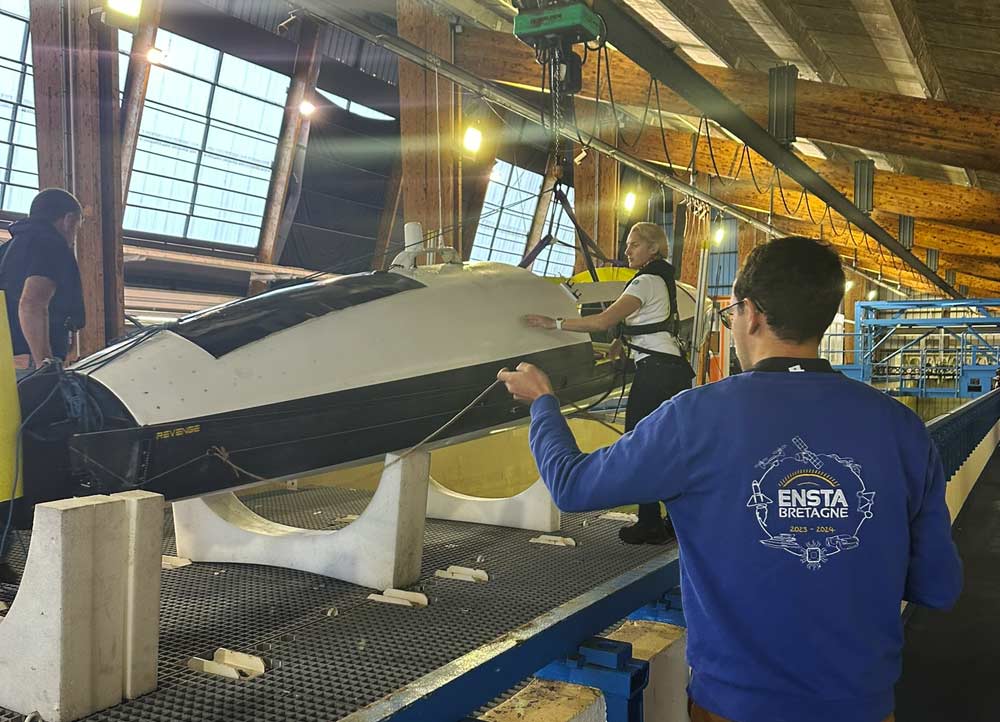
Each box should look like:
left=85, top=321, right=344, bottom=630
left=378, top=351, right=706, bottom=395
left=0, top=219, right=85, bottom=359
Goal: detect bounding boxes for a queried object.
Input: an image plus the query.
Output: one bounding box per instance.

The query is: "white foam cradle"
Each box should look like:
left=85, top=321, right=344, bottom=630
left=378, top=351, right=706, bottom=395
left=172, top=451, right=431, bottom=590
left=426, top=475, right=561, bottom=532
left=0, top=490, right=163, bottom=722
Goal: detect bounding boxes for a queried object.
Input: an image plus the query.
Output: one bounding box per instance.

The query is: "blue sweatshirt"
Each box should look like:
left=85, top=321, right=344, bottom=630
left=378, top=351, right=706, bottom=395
left=529, top=363, right=962, bottom=722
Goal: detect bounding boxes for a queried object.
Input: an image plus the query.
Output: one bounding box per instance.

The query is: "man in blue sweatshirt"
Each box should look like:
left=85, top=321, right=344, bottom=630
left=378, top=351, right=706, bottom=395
left=499, top=237, right=962, bottom=722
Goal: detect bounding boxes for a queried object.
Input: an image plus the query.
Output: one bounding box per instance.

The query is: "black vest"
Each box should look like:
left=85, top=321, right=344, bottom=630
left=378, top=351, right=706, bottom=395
left=620, top=258, right=681, bottom=339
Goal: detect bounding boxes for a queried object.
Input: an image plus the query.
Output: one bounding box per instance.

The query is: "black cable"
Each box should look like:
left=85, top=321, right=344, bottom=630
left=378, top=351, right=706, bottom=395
left=702, top=120, right=732, bottom=186
left=650, top=80, right=675, bottom=174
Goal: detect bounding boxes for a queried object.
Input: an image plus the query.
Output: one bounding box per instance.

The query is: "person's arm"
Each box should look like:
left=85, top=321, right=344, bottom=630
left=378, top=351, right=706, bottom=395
left=498, top=363, right=688, bottom=512
left=524, top=293, right=641, bottom=334
left=18, top=275, right=56, bottom=366
left=904, top=441, right=963, bottom=609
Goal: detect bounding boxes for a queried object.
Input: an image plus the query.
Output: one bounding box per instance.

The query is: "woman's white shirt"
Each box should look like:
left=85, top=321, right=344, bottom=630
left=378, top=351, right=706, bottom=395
left=621, top=274, right=681, bottom=361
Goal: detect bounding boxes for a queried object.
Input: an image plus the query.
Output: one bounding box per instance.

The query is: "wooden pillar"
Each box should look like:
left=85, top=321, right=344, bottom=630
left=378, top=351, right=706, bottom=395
left=31, top=0, right=124, bottom=355
left=120, top=0, right=162, bottom=203
left=251, top=17, right=323, bottom=295
left=573, top=125, right=618, bottom=272
left=524, top=153, right=560, bottom=260
left=397, top=0, right=457, bottom=249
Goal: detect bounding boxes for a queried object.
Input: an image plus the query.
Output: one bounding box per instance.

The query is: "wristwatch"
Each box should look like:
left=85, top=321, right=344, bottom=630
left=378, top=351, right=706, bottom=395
left=555, top=318, right=565, bottom=331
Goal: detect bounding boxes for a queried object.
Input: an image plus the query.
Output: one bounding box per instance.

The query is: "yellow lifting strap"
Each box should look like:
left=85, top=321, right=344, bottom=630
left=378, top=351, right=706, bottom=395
left=0, top=291, right=22, bottom=501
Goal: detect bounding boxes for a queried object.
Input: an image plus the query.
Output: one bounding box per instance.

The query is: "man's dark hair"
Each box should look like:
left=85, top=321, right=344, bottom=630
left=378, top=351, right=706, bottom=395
left=28, top=188, right=82, bottom=223
left=733, top=236, right=845, bottom=343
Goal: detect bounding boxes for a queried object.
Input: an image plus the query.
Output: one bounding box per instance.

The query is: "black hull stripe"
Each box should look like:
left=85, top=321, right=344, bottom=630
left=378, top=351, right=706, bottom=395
left=63, top=343, right=613, bottom=501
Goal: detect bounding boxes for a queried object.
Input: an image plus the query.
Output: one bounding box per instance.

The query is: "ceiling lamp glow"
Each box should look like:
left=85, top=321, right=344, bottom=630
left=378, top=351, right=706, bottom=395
left=463, top=126, right=483, bottom=153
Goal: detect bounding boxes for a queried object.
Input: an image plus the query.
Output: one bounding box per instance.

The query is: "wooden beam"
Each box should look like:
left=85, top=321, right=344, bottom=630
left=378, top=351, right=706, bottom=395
left=122, top=245, right=327, bottom=279
left=755, top=205, right=1000, bottom=297
left=120, top=0, right=162, bottom=202
left=31, top=0, right=127, bottom=355
left=397, top=0, right=457, bottom=249
left=575, top=103, right=1000, bottom=233
left=711, top=178, right=1000, bottom=260
left=524, top=154, right=560, bottom=260
left=454, top=26, right=1000, bottom=172
left=97, top=23, right=125, bottom=342
left=371, top=161, right=403, bottom=271
left=252, top=17, right=324, bottom=295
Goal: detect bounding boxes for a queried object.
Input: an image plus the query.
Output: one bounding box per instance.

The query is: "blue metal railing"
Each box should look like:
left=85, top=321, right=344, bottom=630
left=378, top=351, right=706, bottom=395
left=927, top=387, right=1000, bottom=481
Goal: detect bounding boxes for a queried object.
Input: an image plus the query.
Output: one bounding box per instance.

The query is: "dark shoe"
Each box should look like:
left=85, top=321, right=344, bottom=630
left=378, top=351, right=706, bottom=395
left=619, top=519, right=672, bottom=545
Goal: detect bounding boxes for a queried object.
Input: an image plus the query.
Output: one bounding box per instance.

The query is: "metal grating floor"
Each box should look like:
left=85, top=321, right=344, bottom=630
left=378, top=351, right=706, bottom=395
left=0, top=486, right=672, bottom=722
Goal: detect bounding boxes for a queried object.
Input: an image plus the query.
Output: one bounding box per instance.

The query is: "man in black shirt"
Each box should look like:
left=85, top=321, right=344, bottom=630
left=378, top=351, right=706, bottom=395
left=0, top=188, right=86, bottom=370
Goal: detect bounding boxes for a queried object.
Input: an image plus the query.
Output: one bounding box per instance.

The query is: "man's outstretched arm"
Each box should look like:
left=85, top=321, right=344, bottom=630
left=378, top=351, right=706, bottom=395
left=499, top=363, right=687, bottom=512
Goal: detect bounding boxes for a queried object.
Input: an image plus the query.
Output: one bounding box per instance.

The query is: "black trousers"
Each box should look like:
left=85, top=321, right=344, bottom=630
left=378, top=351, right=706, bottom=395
left=624, top=354, right=694, bottom=525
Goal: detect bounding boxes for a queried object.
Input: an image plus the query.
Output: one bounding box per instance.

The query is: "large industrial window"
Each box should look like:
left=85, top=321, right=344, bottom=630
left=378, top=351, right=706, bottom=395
left=470, top=160, right=579, bottom=278
left=0, top=8, right=289, bottom=250
left=470, top=159, right=543, bottom=267
left=0, top=0, right=38, bottom=215
left=120, top=30, right=288, bottom=248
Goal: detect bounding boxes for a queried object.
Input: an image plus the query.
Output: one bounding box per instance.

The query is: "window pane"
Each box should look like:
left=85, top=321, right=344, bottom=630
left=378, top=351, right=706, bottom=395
left=209, top=87, right=282, bottom=136
left=0, top=15, right=25, bottom=62
left=146, top=66, right=212, bottom=115
left=0, top=0, right=30, bottom=20
left=157, top=30, right=219, bottom=80
left=218, top=55, right=287, bottom=105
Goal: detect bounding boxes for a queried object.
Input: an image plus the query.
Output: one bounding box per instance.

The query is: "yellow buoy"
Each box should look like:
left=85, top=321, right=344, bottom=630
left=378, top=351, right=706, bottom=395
left=0, top=291, right=22, bottom=502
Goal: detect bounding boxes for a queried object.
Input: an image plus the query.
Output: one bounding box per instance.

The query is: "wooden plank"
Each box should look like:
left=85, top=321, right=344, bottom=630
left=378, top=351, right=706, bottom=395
left=397, top=0, right=457, bottom=250
left=455, top=26, right=1000, bottom=171
left=122, top=245, right=325, bottom=278
left=97, top=24, right=125, bottom=342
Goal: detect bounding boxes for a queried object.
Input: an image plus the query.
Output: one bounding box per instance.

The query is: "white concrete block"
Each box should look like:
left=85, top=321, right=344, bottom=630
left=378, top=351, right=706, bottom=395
left=529, top=535, right=576, bottom=547
left=173, top=451, right=430, bottom=589
left=606, top=621, right=689, bottom=722
left=89, top=496, right=128, bottom=713
left=0, top=497, right=112, bottom=722
left=427, top=476, right=561, bottom=532
left=118, top=490, right=164, bottom=699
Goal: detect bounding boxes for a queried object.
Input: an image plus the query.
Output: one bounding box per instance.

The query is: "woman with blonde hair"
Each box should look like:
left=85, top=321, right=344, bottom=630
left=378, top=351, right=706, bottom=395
left=523, top=222, right=693, bottom=544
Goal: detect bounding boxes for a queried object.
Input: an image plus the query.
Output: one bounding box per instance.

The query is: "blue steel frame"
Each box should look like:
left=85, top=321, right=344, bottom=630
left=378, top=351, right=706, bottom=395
left=341, top=551, right=680, bottom=722
left=832, top=299, right=1000, bottom=398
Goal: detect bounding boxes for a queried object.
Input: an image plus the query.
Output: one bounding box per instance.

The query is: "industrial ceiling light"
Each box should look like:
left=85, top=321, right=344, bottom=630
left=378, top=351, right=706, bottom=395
left=146, top=47, right=164, bottom=65
left=867, top=289, right=878, bottom=301
left=299, top=100, right=316, bottom=117
left=713, top=226, right=724, bottom=245
left=845, top=280, right=854, bottom=292
left=623, top=191, right=637, bottom=214
left=107, top=0, right=142, bottom=18
left=463, top=126, right=482, bottom=154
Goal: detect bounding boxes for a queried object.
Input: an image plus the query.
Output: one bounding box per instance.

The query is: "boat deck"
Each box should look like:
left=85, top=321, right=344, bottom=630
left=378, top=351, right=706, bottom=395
left=0, top=486, right=675, bottom=722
